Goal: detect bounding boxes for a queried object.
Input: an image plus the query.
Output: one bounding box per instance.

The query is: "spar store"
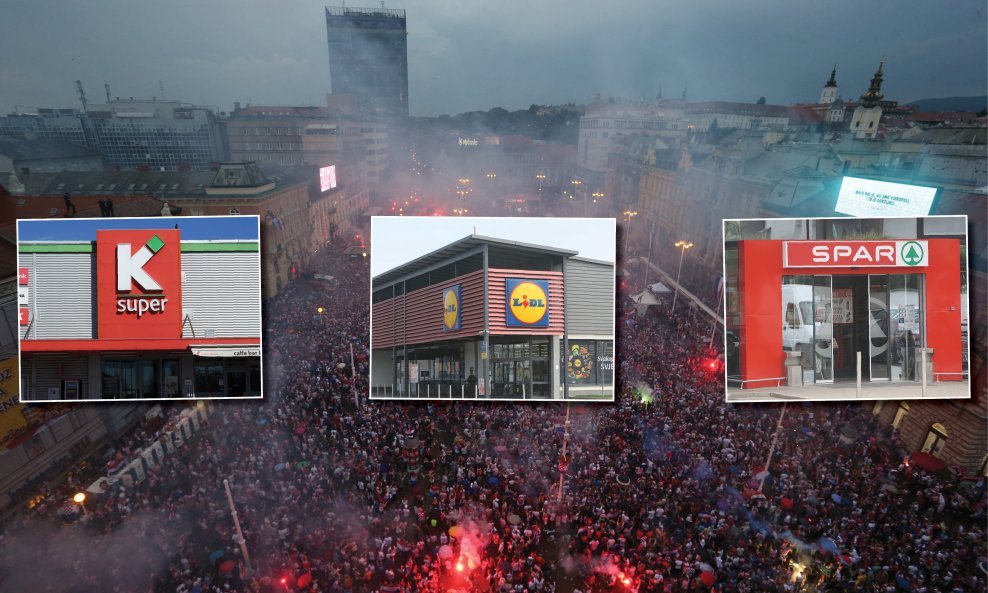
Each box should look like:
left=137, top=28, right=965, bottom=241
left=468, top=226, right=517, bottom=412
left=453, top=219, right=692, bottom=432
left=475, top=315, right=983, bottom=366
left=370, top=235, right=614, bottom=400
left=18, top=220, right=262, bottom=400
left=725, top=217, right=968, bottom=390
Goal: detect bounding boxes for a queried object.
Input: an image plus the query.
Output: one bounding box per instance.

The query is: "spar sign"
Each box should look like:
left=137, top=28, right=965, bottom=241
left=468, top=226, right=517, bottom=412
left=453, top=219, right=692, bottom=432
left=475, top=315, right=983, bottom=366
left=783, top=241, right=929, bottom=268
left=97, top=229, right=183, bottom=339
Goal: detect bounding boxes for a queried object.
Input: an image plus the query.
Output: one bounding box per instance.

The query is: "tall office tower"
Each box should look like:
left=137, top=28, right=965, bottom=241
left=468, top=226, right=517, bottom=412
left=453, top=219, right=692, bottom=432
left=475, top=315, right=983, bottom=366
left=325, top=6, right=409, bottom=120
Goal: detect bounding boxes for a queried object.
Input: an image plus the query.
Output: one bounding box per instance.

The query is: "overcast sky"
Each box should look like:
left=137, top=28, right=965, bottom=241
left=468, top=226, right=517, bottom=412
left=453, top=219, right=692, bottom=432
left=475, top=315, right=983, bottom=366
left=1, top=1, right=985, bottom=117
left=371, top=217, right=615, bottom=276
left=18, top=215, right=259, bottom=241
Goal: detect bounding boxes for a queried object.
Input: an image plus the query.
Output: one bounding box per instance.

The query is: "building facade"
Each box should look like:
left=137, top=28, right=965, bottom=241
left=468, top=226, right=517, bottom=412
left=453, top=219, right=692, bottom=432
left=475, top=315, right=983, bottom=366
left=325, top=6, right=409, bottom=120
left=19, top=228, right=262, bottom=400
left=578, top=98, right=688, bottom=173
left=0, top=99, right=227, bottom=171
left=371, top=236, right=614, bottom=400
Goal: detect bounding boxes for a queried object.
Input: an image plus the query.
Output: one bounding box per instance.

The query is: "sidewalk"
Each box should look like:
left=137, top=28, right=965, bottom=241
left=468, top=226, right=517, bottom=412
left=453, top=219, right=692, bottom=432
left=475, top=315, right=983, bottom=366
left=726, top=379, right=971, bottom=403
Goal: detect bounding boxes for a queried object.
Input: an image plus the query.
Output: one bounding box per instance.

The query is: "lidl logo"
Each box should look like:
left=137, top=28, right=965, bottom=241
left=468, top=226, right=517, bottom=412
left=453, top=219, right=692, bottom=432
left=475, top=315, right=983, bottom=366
left=900, top=241, right=924, bottom=266
left=506, top=279, right=549, bottom=327
left=443, top=285, right=462, bottom=331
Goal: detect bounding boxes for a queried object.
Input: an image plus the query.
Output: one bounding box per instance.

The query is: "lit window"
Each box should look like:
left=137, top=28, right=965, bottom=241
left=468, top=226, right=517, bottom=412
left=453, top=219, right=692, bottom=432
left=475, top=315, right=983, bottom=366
left=921, top=423, right=948, bottom=457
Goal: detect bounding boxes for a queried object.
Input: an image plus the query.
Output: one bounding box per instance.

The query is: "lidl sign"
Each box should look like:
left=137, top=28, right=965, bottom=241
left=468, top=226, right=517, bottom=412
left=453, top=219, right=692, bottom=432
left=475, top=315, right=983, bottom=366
left=783, top=240, right=928, bottom=268
left=443, top=285, right=462, bottom=331
left=97, top=229, right=183, bottom=339
left=506, top=279, right=549, bottom=327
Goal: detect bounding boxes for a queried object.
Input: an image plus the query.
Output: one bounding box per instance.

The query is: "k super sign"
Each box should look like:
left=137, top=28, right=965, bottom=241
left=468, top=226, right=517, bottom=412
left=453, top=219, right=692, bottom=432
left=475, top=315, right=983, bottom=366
left=96, top=229, right=183, bottom=339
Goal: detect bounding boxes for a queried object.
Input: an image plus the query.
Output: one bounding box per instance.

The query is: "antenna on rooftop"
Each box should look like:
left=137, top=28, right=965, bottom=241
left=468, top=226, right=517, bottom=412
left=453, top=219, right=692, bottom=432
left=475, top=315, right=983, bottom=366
left=159, top=80, right=166, bottom=100
left=75, top=80, right=88, bottom=110
left=105, top=83, right=111, bottom=102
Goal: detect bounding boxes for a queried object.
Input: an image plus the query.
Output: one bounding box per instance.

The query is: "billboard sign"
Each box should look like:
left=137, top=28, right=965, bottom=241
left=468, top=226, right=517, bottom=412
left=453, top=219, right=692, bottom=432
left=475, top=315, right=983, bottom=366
left=319, top=165, right=338, bottom=192
left=835, top=176, right=938, bottom=217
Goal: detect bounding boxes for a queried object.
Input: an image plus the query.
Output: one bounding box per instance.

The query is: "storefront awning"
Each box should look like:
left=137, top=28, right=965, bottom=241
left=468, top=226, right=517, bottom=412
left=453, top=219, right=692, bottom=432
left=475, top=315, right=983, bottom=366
left=20, top=337, right=260, bottom=353
left=190, top=345, right=261, bottom=358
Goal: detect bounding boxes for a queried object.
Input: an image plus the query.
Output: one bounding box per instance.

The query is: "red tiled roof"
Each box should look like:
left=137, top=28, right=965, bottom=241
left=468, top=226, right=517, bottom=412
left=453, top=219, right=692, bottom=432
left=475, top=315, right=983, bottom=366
left=787, top=106, right=824, bottom=125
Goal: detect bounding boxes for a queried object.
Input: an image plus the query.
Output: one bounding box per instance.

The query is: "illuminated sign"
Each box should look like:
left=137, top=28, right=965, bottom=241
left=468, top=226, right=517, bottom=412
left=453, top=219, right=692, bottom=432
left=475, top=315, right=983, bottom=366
left=835, top=176, right=938, bottom=217
left=18, top=268, right=29, bottom=285
left=19, top=308, right=29, bottom=326
left=506, top=279, right=549, bottom=327
left=97, top=229, right=182, bottom=339
left=457, top=137, right=479, bottom=147
left=443, top=285, right=462, bottom=331
left=319, top=165, right=338, bottom=192
left=783, top=240, right=929, bottom=268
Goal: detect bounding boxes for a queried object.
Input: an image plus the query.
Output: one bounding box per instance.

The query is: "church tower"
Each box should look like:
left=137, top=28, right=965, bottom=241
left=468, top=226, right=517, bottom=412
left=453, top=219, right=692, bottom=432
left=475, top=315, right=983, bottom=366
left=819, top=65, right=838, bottom=105
left=850, top=61, right=885, bottom=139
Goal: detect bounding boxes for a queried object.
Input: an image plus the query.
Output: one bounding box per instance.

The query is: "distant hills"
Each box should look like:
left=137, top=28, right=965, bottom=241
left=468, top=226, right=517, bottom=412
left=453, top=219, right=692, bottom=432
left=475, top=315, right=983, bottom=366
left=906, top=96, right=987, bottom=113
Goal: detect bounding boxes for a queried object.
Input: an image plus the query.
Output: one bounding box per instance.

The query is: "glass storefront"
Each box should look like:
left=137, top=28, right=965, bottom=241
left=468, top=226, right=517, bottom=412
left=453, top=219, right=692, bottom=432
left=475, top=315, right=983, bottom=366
left=782, top=274, right=923, bottom=383
left=492, top=337, right=550, bottom=399
left=194, top=357, right=262, bottom=397
left=399, top=343, right=467, bottom=398
left=562, top=339, right=614, bottom=390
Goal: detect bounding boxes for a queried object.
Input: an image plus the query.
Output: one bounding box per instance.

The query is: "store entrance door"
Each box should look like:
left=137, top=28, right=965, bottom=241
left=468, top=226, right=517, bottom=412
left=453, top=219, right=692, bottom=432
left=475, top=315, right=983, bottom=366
left=832, top=276, right=871, bottom=381
left=226, top=369, right=247, bottom=397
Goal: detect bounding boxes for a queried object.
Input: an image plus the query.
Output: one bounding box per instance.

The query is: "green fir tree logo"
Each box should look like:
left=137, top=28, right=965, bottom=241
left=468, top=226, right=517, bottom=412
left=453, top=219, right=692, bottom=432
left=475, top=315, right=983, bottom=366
left=900, top=241, right=924, bottom=266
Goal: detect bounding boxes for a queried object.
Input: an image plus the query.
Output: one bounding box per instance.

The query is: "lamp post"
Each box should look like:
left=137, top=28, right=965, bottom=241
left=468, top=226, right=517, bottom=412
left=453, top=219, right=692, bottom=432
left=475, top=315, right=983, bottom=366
left=672, top=240, right=694, bottom=313
left=623, top=210, right=638, bottom=239
left=536, top=172, right=546, bottom=193
left=590, top=192, right=604, bottom=215
left=224, top=479, right=253, bottom=574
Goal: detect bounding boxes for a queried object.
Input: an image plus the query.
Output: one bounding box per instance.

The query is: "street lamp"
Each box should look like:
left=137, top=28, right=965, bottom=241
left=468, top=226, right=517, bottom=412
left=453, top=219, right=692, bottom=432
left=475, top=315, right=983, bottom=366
left=73, top=492, right=88, bottom=515
left=672, top=240, right=694, bottom=313
left=536, top=172, right=546, bottom=192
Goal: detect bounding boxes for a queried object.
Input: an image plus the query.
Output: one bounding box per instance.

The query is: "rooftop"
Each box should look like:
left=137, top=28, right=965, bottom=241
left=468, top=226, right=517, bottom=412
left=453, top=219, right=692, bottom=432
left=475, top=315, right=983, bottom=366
left=373, top=234, right=580, bottom=288
left=0, top=163, right=311, bottom=200
left=0, top=138, right=101, bottom=161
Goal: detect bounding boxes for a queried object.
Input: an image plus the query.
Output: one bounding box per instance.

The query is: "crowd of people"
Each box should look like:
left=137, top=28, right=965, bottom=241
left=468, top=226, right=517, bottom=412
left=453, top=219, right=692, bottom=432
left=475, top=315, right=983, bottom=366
left=0, top=233, right=985, bottom=593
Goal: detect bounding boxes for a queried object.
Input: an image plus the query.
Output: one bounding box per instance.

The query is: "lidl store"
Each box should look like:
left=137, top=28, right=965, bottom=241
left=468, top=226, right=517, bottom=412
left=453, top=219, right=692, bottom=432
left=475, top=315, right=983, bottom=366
left=371, top=235, right=614, bottom=400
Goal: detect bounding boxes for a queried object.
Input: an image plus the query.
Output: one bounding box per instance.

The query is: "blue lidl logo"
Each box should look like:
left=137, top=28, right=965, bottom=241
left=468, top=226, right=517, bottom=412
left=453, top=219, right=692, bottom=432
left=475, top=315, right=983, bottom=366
left=506, top=279, right=549, bottom=327
left=443, top=285, right=461, bottom=331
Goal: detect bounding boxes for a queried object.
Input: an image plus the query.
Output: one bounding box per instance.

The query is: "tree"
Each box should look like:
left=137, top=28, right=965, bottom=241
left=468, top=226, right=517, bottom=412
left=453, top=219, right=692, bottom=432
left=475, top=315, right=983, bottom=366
left=756, top=97, right=766, bottom=105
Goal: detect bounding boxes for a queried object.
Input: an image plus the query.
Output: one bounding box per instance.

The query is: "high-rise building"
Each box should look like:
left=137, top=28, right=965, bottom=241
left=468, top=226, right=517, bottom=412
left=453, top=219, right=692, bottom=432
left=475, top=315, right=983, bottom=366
left=0, top=99, right=227, bottom=171
left=325, top=5, right=409, bottom=120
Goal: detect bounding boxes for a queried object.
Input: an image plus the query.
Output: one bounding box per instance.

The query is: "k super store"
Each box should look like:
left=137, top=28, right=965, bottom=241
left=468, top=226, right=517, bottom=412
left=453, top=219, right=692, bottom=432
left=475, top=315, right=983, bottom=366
left=18, top=223, right=262, bottom=400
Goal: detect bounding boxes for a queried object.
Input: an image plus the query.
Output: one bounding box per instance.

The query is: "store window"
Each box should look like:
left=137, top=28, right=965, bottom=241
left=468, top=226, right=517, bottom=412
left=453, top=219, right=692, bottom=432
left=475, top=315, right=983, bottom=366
left=563, top=340, right=614, bottom=387
left=102, top=359, right=157, bottom=399
left=892, top=401, right=909, bottom=431
left=24, top=434, right=46, bottom=460
left=195, top=361, right=225, bottom=396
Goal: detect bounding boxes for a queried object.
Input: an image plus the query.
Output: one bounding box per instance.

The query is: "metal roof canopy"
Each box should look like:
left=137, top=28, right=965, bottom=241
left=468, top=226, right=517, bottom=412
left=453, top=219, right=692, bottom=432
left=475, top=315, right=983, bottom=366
left=372, top=234, right=579, bottom=289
